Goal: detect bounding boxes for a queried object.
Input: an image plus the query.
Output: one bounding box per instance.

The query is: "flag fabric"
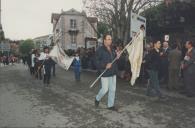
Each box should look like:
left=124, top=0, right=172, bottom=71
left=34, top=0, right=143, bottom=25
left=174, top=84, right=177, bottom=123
left=126, top=30, right=144, bottom=85
left=49, top=45, right=74, bottom=70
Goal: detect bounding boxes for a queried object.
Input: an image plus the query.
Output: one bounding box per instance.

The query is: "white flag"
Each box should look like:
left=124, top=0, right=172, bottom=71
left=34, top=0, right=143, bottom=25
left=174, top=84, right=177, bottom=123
left=126, top=30, right=144, bottom=85
left=49, top=45, right=74, bottom=70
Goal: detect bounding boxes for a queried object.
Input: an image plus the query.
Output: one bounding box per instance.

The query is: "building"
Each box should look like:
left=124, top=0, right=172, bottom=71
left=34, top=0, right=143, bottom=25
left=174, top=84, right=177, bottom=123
left=51, top=9, right=98, bottom=50
left=10, top=40, right=20, bottom=56
left=0, top=39, right=10, bottom=56
left=33, top=34, right=53, bottom=49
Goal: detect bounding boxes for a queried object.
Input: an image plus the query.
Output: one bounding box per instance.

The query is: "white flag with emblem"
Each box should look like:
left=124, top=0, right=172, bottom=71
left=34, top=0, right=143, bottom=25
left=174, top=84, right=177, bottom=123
left=49, top=45, right=74, bottom=70
left=126, top=30, right=144, bottom=85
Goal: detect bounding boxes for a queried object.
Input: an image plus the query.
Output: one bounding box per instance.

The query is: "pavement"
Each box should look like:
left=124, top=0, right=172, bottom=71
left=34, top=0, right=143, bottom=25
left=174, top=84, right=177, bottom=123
left=0, top=63, right=195, bottom=128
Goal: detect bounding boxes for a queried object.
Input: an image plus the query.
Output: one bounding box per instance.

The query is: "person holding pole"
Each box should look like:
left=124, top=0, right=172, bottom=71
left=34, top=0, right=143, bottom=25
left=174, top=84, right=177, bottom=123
left=95, top=34, right=119, bottom=111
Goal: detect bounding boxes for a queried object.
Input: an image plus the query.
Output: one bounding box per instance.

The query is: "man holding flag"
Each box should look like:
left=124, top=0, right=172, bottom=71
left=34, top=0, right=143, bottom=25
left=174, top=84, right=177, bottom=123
left=93, top=25, right=145, bottom=111
left=95, top=34, right=118, bottom=111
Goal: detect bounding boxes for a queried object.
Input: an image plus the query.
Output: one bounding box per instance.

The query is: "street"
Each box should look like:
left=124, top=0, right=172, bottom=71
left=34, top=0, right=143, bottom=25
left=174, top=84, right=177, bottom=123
left=0, top=64, right=195, bottom=128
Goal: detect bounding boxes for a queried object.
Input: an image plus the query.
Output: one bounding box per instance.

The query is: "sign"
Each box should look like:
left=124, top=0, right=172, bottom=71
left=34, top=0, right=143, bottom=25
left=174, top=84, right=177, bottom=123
left=164, top=35, right=169, bottom=41
left=0, top=43, right=10, bottom=51
left=131, top=12, right=146, bottom=37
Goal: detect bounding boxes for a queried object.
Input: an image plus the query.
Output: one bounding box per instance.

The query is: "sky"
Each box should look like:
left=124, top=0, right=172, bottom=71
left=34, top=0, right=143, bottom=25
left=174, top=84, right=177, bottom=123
left=1, top=0, right=83, bottom=40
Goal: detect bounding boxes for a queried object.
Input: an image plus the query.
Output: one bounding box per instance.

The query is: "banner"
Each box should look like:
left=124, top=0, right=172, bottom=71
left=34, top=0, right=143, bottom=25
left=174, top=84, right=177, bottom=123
left=49, top=45, right=74, bottom=70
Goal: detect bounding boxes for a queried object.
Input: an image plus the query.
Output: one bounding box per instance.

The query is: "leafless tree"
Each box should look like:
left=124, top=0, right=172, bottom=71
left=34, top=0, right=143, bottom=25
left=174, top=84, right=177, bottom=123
left=83, top=0, right=163, bottom=43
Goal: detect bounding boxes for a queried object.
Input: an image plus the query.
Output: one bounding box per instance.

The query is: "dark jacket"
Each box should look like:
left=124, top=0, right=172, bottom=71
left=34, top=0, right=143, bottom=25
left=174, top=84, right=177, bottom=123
left=43, top=58, right=52, bottom=70
left=168, top=49, right=182, bottom=70
left=145, top=49, right=161, bottom=71
left=183, top=48, right=195, bottom=75
left=96, top=45, right=117, bottom=77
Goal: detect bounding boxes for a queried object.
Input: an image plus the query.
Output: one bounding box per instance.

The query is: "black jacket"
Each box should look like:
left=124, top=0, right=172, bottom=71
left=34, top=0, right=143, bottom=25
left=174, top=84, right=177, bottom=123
left=145, top=49, right=161, bottom=71
left=96, top=46, right=117, bottom=77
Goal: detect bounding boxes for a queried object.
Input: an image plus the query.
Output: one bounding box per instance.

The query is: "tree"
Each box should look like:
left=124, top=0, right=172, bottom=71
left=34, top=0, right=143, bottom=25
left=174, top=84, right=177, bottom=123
left=97, top=22, right=110, bottom=38
left=142, top=1, right=195, bottom=42
left=19, top=39, right=34, bottom=56
left=83, top=0, right=163, bottom=43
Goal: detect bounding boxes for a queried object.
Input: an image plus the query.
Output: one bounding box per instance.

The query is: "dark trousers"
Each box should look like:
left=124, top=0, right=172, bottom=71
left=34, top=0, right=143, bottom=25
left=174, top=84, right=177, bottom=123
left=35, top=66, right=42, bottom=80
left=52, top=64, right=56, bottom=76
left=30, top=67, right=35, bottom=75
left=147, top=70, right=162, bottom=97
left=160, top=63, right=169, bottom=84
left=184, top=71, right=195, bottom=96
left=168, top=68, right=180, bottom=89
left=44, top=68, right=51, bottom=84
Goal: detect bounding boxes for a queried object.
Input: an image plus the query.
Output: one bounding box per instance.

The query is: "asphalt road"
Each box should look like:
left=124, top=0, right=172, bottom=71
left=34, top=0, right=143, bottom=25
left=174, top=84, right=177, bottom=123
left=0, top=64, right=195, bottom=128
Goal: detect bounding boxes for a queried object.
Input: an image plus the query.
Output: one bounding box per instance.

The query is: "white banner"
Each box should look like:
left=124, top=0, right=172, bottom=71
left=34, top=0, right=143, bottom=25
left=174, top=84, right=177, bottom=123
left=126, top=30, right=144, bottom=85
left=49, top=45, right=74, bottom=70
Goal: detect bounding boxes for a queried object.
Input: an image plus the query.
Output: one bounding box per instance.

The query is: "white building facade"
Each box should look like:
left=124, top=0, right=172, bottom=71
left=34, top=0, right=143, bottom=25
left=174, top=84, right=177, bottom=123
left=33, top=34, right=53, bottom=49
left=51, top=9, right=98, bottom=50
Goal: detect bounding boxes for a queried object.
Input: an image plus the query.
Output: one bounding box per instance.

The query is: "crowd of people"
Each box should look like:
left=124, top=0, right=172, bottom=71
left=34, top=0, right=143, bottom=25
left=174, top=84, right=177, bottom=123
left=4, top=33, right=194, bottom=112
left=17, top=26, right=194, bottom=113
left=23, top=47, right=56, bottom=86
left=0, top=55, right=18, bottom=66
left=142, top=40, right=195, bottom=98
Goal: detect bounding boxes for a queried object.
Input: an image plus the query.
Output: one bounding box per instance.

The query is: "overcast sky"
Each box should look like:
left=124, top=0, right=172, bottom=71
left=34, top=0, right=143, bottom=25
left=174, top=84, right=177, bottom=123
left=2, top=0, right=83, bottom=40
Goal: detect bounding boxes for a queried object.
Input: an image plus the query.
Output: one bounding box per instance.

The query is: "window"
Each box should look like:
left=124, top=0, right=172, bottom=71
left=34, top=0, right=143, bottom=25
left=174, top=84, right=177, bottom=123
left=71, top=34, right=77, bottom=44
left=70, top=19, right=77, bottom=29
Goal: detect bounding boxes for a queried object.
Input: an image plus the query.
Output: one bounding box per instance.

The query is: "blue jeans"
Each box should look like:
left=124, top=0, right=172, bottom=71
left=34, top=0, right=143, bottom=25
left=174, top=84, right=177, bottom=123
left=96, top=75, right=116, bottom=107
left=74, top=68, right=80, bottom=81
left=147, top=70, right=162, bottom=97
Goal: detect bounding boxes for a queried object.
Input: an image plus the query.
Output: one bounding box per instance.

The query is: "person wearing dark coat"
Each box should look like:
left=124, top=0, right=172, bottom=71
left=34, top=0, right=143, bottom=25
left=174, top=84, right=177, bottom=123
left=160, top=41, right=171, bottom=85
left=168, top=44, right=182, bottom=90
left=43, top=47, right=52, bottom=86
left=94, top=34, right=119, bottom=111
left=145, top=41, right=165, bottom=99
left=181, top=41, right=195, bottom=97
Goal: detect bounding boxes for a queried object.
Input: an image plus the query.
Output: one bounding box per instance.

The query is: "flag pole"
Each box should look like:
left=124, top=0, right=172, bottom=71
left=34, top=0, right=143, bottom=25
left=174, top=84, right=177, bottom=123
left=89, top=32, right=141, bottom=88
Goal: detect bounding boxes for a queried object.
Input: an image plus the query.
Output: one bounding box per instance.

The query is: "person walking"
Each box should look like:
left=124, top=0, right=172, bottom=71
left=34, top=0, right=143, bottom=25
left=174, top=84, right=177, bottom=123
left=95, top=34, right=118, bottom=111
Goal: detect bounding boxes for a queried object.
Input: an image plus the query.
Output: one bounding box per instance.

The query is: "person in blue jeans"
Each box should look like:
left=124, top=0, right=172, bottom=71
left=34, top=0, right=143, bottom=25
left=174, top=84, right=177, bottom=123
left=73, top=53, right=81, bottom=81
left=95, top=34, right=119, bottom=111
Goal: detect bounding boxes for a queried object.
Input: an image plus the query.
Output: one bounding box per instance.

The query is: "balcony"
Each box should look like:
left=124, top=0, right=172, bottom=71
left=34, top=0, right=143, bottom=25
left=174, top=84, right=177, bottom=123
left=68, top=27, right=79, bottom=34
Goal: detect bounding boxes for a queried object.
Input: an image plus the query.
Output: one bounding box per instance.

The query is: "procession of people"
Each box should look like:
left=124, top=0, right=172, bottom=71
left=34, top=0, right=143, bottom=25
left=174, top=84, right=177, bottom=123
left=14, top=25, right=194, bottom=113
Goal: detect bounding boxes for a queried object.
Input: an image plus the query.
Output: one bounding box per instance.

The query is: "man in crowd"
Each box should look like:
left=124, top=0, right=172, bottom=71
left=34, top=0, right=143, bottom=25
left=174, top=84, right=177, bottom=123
left=168, top=44, right=182, bottom=90
left=145, top=40, right=165, bottom=99
left=160, top=41, right=171, bottom=86
left=181, top=41, right=195, bottom=97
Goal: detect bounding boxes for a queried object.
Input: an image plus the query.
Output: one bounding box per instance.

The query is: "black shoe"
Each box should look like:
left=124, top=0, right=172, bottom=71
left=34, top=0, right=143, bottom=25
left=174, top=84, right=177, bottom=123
left=107, top=106, right=118, bottom=112
left=95, top=98, right=99, bottom=107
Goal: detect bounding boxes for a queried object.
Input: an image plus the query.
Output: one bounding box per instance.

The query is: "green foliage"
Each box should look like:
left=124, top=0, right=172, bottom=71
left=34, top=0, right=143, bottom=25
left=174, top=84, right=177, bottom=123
left=142, top=1, right=195, bottom=39
left=19, top=39, right=34, bottom=56
left=97, top=22, right=109, bottom=38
